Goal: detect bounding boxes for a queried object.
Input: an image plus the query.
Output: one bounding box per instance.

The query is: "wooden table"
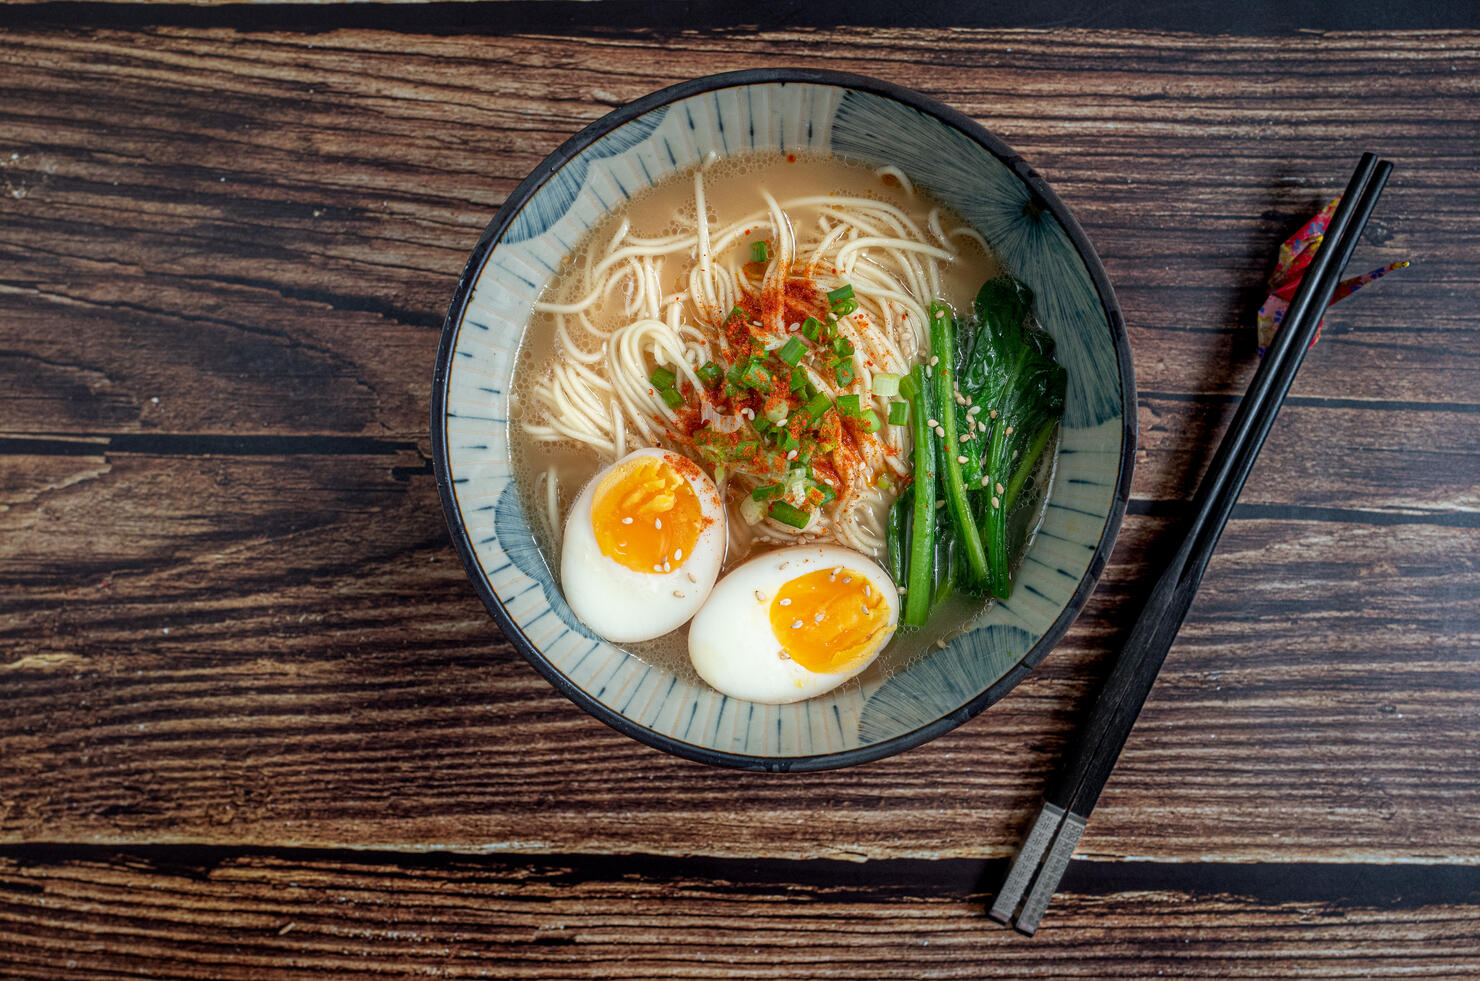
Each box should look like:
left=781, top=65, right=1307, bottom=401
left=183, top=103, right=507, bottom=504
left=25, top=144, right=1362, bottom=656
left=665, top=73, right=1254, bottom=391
left=3, top=7, right=1478, bottom=978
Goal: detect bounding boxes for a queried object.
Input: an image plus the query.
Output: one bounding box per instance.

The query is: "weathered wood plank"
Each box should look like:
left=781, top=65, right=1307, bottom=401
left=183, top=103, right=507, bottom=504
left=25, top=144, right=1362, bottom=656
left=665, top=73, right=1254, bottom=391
left=0, top=452, right=1475, bottom=859
left=1, top=28, right=1475, bottom=441
left=1, top=847, right=1478, bottom=980
left=1, top=27, right=1477, bottom=864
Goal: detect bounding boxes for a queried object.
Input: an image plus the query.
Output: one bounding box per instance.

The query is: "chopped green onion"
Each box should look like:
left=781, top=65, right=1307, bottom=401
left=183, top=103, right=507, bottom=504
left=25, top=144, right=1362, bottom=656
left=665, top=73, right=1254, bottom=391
left=659, top=386, right=683, bottom=409
left=776, top=428, right=799, bottom=452
left=740, top=362, right=772, bottom=391
left=696, top=361, right=723, bottom=388
left=820, top=317, right=838, bottom=341
left=887, top=400, right=909, bottom=426
left=800, top=317, right=823, bottom=342
left=877, top=473, right=893, bottom=492
left=859, top=409, right=882, bottom=433
left=751, top=240, right=770, bottom=262
left=725, top=360, right=749, bottom=385
left=768, top=500, right=811, bottom=529
left=872, top=372, right=901, bottom=397
left=832, top=336, right=854, bottom=357
left=751, top=483, right=781, bottom=502
left=789, top=366, right=808, bottom=393
left=831, top=297, right=859, bottom=317
left=726, top=305, right=745, bottom=323
left=804, top=391, right=833, bottom=420
left=764, top=401, right=789, bottom=425
left=649, top=366, right=676, bottom=390
left=898, top=374, right=919, bottom=400
left=835, top=393, right=862, bottom=417
left=834, top=362, right=855, bottom=387
left=777, top=336, right=807, bottom=366
left=752, top=415, right=772, bottom=437
left=722, top=381, right=743, bottom=400
left=811, top=482, right=837, bottom=506
left=826, top=283, right=855, bottom=303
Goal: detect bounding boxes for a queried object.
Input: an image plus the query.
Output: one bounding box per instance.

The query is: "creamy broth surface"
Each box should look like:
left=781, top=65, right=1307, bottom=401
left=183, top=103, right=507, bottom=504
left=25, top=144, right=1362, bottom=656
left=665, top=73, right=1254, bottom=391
left=507, top=151, right=1051, bottom=685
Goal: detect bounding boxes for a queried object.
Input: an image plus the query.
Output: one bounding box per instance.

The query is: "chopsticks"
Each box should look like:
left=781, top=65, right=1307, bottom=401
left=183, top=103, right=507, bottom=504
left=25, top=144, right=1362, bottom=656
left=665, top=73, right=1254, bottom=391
left=989, top=153, right=1394, bottom=935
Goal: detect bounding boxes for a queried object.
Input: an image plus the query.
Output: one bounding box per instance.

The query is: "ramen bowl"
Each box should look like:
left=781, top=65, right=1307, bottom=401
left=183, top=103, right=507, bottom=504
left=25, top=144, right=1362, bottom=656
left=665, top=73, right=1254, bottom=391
left=432, top=69, right=1134, bottom=770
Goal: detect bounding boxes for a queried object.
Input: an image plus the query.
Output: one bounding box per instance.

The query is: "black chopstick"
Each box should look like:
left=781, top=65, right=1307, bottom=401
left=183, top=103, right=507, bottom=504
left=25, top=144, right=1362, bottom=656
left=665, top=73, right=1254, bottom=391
left=989, top=154, right=1394, bottom=935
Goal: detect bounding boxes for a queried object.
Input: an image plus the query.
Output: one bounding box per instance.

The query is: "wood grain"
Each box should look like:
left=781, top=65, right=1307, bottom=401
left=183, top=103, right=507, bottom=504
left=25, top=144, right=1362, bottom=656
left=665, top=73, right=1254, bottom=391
left=2, top=846, right=1479, bottom=980
left=1, top=22, right=1478, bottom=869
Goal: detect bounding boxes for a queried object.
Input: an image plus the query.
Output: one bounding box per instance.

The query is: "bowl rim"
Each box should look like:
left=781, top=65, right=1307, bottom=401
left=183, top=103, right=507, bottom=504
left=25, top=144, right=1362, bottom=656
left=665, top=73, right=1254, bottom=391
left=432, top=67, right=1137, bottom=772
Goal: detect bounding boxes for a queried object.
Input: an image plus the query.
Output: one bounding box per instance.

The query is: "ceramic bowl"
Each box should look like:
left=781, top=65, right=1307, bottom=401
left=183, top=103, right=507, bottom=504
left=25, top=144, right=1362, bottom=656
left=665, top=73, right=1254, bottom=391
left=432, top=69, right=1134, bottom=771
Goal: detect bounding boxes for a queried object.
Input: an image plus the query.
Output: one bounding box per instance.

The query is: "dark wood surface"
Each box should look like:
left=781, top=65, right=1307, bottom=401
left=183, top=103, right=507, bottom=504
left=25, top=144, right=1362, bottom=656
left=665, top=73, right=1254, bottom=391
left=2, top=16, right=1478, bottom=979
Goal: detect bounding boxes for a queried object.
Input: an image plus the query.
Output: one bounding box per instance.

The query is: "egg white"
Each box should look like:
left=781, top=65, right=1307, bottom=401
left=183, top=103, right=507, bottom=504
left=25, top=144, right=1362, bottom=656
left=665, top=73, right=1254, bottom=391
left=688, top=544, right=899, bottom=704
left=560, top=448, right=726, bottom=644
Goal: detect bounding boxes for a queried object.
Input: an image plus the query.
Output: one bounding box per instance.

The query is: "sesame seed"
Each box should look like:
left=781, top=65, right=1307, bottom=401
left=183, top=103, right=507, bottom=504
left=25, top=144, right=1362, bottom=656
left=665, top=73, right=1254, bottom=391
left=663, top=561, right=671, bottom=572
left=779, top=561, right=789, bottom=569
left=897, top=585, right=907, bottom=594
left=779, top=598, right=792, bottom=606
left=755, top=589, right=764, bottom=602
left=622, top=517, right=634, bottom=525
left=778, top=650, right=791, bottom=660
left=864, top=584, right=871, bottom=596
left=935, top=426, right=946, bottom=438
left=687, top=572, right=697, bottom=583
left=673, top=590, right=685, bottom=598
left=965, top=395, right=974, bottom=406
left=995, top=482, right=1004, bottom=495
left=930, top=356, right=939, bottom=366
left=786, top=449, right=798, bottom=460
left=813, top=612, right=824, bottom=623
left=862, top=604, right=870, bottom=615
left=792, top=620, right=804, bottom=629
left=991, top=496, right=1001, bottom=509
left=790, top=322, right=800, bottom=331
left=653, top=564, right=663, bottom=572
left=936, top=639, right=948, bottom=650
left=958, top=433, right=970, bottom=443
left=927, top=418, right=939, bottom=428
left=843, top=576, right=852, bottom=584
left=990, top=409, right=998, bottom=419
left=981, top=476, right=991, bottom=487
left=957, top=455, right=968, bottom=464
left=955, top=394, right=966, bottom=405
left=935, top=500, right=945, bottom=510
left=654, top=517, right=662, bottom=529
left=674, top=548, right=683, bottom=560
left=1005, top=426, right=1014, bottom=436
left=968, top=405, right=982, bottom=416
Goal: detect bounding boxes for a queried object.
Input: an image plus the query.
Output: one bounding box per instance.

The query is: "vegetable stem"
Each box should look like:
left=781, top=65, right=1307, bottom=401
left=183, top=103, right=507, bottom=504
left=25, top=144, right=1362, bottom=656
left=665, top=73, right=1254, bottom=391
left=928, top=302, right=989, bottom=585
left=904, top=364, right=937, bottom=627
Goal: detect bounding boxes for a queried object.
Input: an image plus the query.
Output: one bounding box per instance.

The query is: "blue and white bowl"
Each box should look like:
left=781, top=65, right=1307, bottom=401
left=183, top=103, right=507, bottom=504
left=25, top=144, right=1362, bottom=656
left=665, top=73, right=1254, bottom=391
left=432, top=69, right=1135, bottom=770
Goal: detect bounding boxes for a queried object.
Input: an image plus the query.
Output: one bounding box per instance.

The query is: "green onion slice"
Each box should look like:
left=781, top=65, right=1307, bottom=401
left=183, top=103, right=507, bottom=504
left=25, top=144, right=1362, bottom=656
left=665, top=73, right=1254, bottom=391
left=696, top=361, right=723, bottom=388
left=777, top=336, right=807, bottom=366
left=649, top=366, right=676, bottom=390
left=804, top=391, right=833, bottom=420
left=887, top=400, right=909, bottom=426
left=751, top=240, right=770, bottom=262
left=768, top=500, right=811, bottom=529
left=872, top=372, right=901, bottom=397
left=826, top=283, right=854, bottom=303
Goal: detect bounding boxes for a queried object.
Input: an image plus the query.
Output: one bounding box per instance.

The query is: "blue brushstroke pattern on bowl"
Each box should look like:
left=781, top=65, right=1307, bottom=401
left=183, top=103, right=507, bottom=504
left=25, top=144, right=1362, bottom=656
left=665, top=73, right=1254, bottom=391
left=432, top=69, right=1135, bottom=771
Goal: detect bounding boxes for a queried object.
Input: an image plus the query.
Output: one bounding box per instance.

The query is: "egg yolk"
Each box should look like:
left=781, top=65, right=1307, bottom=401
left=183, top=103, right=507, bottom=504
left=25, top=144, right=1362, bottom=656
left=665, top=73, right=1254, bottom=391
left=590, top=455, right=703, bottom=575
left=768, top=568, right=890, bottom=673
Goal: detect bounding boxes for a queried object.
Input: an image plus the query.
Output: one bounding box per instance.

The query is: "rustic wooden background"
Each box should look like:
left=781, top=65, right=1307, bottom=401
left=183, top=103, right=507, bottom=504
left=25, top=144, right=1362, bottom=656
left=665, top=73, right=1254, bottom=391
left=2, top=8, right=1479, bottom=978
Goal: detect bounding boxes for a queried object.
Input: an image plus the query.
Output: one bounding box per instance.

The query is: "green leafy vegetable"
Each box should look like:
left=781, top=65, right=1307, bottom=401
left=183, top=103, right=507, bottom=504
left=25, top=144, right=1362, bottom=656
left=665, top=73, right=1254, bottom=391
left=962, top=275, right=1067, bottom=598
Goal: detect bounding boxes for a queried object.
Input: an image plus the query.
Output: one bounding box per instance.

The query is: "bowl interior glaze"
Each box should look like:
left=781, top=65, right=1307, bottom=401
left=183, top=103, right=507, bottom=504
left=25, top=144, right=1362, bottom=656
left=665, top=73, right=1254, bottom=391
left=433, top=69, right=1134, bottom=771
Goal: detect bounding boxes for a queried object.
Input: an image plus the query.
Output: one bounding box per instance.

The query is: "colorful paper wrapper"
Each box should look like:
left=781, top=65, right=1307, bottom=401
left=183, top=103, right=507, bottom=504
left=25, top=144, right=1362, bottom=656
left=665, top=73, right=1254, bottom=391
left=1257, top=197, right=1409, bottom=356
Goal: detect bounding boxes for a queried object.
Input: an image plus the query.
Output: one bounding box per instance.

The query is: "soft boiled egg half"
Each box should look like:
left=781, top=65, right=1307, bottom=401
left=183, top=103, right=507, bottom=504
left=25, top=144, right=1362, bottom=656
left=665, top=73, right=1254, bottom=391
left=688, top=544, right=899, bottom=704
left=561, top=448, right=726, bottom=643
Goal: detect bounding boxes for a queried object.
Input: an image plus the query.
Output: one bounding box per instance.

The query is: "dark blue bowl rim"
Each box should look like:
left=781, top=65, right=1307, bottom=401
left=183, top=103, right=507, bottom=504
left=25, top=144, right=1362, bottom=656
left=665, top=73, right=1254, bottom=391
left=431, top=67, right=1136, bottom=772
